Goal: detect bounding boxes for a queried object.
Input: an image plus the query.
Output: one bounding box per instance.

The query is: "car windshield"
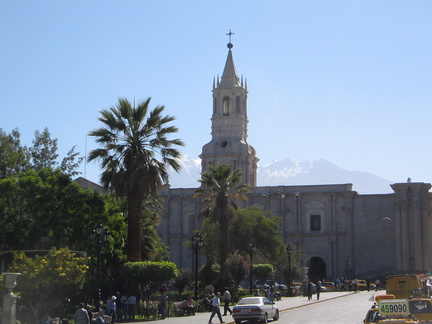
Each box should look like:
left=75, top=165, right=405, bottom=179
left=238, top=298, right=261, bottom=305
left=409, top=300, right=432, bottom=314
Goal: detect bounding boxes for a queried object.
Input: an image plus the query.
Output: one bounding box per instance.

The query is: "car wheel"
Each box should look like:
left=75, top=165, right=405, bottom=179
left=262, top=313, right=268, bottom=323
left=273, top=309, right=279, bottom=321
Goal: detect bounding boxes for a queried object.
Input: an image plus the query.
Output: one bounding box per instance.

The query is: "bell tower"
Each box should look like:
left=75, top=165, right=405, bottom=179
left=200, top=33, right=258, bottom=186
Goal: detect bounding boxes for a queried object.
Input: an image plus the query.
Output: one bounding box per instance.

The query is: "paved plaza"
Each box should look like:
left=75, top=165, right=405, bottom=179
left=122, top=291, right=358, bottom=324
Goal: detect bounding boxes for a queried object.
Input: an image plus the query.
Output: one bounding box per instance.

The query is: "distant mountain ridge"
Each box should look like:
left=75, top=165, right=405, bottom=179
left=167, top=155, right=394, bottom=194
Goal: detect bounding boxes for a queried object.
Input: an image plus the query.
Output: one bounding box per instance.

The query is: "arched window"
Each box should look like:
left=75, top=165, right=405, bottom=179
left=223, top=97, right=230, bottom=115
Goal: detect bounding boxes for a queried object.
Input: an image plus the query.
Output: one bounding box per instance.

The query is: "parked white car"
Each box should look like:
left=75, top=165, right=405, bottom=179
left=232, top=296, right=279, bottom=323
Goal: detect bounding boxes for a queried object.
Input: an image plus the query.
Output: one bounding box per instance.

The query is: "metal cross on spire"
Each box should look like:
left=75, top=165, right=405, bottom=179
left=226, top=29, right=235, bottom=43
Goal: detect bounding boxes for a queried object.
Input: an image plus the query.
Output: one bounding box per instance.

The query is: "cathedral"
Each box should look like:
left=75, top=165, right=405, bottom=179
left=158, top=40, right=432, bottom=281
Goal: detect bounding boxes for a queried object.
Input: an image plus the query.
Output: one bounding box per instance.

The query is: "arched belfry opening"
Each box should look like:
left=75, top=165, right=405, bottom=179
left=306, top=256, right=326, bottom=282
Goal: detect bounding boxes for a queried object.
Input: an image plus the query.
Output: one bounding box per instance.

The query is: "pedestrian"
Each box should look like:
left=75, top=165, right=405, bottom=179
left=159, top=290, right=168, bottom=319
left=222, top=287, right=232, bottom=316
left=316, top=281, right=321, bottom=300
left=40, top=311, right=53, bottom=324
left=74, top=303, right=90, bottom=324
left=107, top=296, right=117, bottom=324
left=85, top=304, right=93, bottom=322
left=180, top=296, right=195, bottom=315
left=268, top=285, right=276, bottom=303
left=208, top=292, right=225, bottom=324
left=353, top=278, right=358, bottom=292
left=114, top=292, right=122, bottom=321
left=366, top=278, right=370, bottom=292
left=375, top=278, right=380, bottom=291
left=94, top=308, right=106, bottom=324
left=127, top=293, right=137, bottom=320
left=120, top=293, right=128, bottom=321
left=306, top=280, right=312, bottom=301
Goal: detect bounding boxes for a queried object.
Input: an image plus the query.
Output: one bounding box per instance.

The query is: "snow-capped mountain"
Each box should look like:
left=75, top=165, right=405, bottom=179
left=167, top=154, right=202, bottom=188
left=257, top=158, right=393, bottom=194
left=168, top=155, right=393, bottom=194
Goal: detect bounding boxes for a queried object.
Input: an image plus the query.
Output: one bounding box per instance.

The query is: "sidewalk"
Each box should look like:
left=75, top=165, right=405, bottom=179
left=121, top=291, right=356, bottom=324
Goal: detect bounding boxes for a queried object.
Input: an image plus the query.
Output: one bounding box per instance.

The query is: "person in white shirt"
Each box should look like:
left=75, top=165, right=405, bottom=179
left=126, top=294, right=136, bottom=320
left=208, top=292, right=224, bottom=324
left=222, top=288, right=232, bottom=316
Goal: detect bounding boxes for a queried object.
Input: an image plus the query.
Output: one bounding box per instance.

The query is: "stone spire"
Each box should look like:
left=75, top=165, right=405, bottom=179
left=218, top=44, right=241, bottom=88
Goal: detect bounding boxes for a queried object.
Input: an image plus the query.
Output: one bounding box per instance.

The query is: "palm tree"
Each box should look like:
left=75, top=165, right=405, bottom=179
left=88, top=97, right=184, bottom=261
left=194, top=164, right=250, bottom=285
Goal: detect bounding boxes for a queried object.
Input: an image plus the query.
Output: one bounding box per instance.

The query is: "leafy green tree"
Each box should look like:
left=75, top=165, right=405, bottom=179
left=0, top=127, right=83, bottom=179
left=0, top=128, right=30, bottom=178
left=174, top=268, right=193, bottom=294
left=140, top=196, right=170, bottom=261
left=0, top=168, right=129, bottom=302
left=194, top=164, right=249, bottom=287
left=200, top=206, right=285, bottom=276
left=123, top=261, right=178, bottom=297
left=253, top=264, right=274, bottom=284
left=29, top=127, right=59, bottom=170
left=88, top=97, right=184, bottom=262
left=7, top=247, right=89, bottom=322
left=230, top=207, right=285, bottom=264
left=0, top=168, right=125, bottom=253
left=280, top=246, right=303, bottom=284
left=227, top=250, right=249, bottom=293
left=60, top=145, right=84, bottom=178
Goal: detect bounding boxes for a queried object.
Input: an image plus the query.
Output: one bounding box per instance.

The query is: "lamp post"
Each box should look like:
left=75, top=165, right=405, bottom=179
left=191, top=232, right=204, bottom=301
left=248, top=240, right=256, bottom=295
left=91, top=223, right=109, bottom=306
left=286, top=244, right=292, bottom=297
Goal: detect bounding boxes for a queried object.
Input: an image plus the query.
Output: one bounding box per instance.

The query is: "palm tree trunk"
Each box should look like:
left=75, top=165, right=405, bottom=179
left=127, top=191, right=143, bottom=261
left=219, top=216, right=230, bottom=282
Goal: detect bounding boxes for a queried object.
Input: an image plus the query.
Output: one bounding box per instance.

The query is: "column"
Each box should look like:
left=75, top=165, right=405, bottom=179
left=2, top=272, right=20, bottom=324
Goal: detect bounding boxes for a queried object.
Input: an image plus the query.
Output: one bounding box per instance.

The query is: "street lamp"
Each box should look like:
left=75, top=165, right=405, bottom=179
left=191, top=232, right=204, bottom=301
left=286, top=244, right=292, bottom=297
left=91, top=223, right=109, bottom=306
left=248, top=240, right=256, bottom=295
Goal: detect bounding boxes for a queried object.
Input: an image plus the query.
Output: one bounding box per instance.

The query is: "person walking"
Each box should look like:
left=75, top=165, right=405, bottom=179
left=107, top=296, right=117, bottom=324
left=306, top=280, right=312, bottom=301
left=120, top=293, right=128, bottom=321
left=74, top=303, right=90, bottom=324
left=222, top=287, right=232, bottom=316
left=127, top=293, right=137, bottom=321
left=353, top=278, right=358, bottom=292
left=114, top=292, right=122, bottom=321
left=375, top=278, right=380, bottom=291
left=316, top=281, right=321, bottom=300
left=159, top=290, right=168, bottom=319
left=208, top=292, right=224, bottom=324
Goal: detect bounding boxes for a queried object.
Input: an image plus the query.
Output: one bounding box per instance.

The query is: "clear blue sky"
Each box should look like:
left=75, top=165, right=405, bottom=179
left=1, top=1, right=431, bottom=186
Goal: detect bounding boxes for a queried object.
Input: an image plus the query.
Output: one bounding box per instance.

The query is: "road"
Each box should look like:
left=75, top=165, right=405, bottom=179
left=279, top=290, right=375, bottom=323
left=123, top=290, right=379, bottom=324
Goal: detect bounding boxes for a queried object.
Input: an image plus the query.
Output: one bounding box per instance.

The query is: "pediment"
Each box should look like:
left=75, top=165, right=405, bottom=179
left=184, top=203, right=196, bottom=212
left=305, top=201, right=325, bottom=209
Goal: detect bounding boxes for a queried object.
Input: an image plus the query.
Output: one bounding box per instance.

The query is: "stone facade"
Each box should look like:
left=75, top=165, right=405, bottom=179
left=158, top=42, right=432, bottom=281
